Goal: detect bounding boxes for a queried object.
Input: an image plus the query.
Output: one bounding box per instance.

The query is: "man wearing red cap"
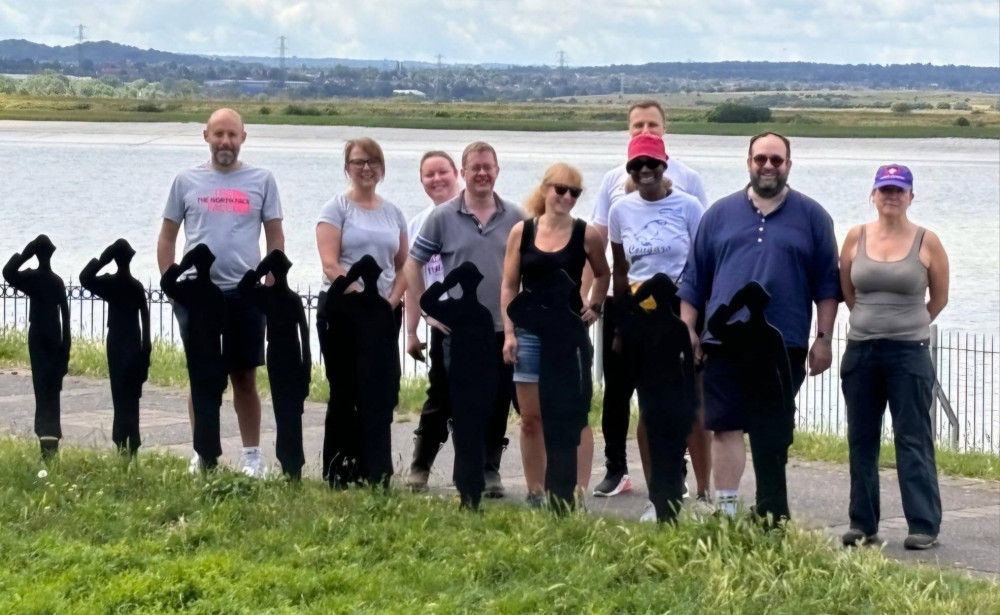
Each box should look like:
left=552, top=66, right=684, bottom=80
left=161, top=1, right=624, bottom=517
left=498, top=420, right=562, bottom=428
left=586, top=100, right=712, bottom=520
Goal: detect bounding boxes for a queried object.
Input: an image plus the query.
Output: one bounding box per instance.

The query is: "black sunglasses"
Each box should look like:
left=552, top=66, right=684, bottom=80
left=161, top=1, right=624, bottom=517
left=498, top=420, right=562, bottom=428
left=752, top=154, right=785, bottom=168
left=551, top=184, right=582, bottom=198
left=626, top=157, right=666, bottom=174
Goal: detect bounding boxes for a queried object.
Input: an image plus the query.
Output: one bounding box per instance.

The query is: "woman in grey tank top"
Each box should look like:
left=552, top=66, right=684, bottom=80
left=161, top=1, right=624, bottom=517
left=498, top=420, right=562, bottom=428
left=838, top=164, right=950, bottom=551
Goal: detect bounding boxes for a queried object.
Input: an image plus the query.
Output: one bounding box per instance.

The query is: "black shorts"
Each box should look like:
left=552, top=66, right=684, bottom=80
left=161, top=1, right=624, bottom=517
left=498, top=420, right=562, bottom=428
left=702, top=346, right=807, bottom=432
left=174, top=289, right=265, bottom=372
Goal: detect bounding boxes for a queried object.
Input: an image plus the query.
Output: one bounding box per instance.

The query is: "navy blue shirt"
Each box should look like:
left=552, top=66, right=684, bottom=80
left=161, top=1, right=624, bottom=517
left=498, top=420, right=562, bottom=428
left=677, top=188, right=841, bottom=349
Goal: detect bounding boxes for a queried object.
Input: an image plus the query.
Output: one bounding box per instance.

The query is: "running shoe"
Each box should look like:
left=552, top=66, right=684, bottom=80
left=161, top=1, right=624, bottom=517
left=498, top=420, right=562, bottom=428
left=842, top=528, right=882, bottom=547
left=903, top=533, right=938, bottom=550
left=639, top=502, right=657, bottom=522
left=592, top=470, right=633, bottom=497
left=239, top=447, right=266, bottom=478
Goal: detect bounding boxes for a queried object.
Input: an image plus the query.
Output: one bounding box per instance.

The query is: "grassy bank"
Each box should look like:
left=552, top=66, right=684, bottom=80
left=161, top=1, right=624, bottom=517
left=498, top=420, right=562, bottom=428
left=0, top=331, right=993, bottom=479
left=0, top=437, right=996, bottom=614
left=1, top=94, right=998, bottom=138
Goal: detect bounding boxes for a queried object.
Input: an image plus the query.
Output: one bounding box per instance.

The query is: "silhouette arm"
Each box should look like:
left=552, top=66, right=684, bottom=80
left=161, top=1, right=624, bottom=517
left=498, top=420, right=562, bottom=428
left=2, top=252, right=29, bottom=289
left=59, top=293, right=71, bottom=368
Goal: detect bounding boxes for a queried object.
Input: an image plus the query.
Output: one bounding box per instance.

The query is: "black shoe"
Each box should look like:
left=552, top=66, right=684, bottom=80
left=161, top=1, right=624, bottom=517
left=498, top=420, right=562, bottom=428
left=842, top=528, right=882, bottom=547
left=525, top=492, right=545, bottom=509
left=406, top=435, right=442, bottom=493
left=483, top=438, right=507, bottom=499
left=903, top=533, right=938, bottom=550
left=592, top=469, right=632, bottom=497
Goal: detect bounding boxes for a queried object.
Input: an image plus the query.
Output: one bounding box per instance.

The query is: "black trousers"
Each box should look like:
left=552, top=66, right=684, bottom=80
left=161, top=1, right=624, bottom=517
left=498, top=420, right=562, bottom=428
left=842, top=339, right=941, bottom=536
left=600, top=298, right=635, bottom=473
left=413, top=327, right=453, bottom=445
left=190, top=369, right=226, bottom=468
left=267, top=341, right=306, bottom=479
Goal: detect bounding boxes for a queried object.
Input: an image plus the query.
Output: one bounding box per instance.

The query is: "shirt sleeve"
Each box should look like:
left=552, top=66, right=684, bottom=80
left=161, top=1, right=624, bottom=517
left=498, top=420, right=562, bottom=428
left=393, top=203, right=408, bottom=233
left=163, top=175, right=186, bottom=223
left=676, top=204, right=715, bottom=310
left=810, top=207, right=843, bottom=303
left=261, top=172, right=283, bottom=222
left=409, top=207, right=443, bottom=264
left=686, top=199, right=704, bottom=241
left=316, top=197, right=346, bottom=230
left=589, top=170, right=615, bottom=227
left=687, top=171, right=709, bottom=209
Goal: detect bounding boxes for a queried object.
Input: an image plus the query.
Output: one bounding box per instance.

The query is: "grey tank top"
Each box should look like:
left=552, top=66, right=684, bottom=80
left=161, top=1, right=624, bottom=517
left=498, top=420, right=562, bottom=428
left=848, top=225, right=930, bottom=341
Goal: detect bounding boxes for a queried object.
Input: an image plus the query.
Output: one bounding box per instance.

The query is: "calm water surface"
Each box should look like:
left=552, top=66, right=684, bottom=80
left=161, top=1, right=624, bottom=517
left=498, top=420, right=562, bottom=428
left=0, top=121, right=997, bottom=333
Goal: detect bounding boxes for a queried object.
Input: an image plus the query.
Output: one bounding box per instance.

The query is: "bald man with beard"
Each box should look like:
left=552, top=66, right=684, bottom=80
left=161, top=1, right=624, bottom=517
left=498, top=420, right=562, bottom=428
left=157, top=108, right=286, bottom=477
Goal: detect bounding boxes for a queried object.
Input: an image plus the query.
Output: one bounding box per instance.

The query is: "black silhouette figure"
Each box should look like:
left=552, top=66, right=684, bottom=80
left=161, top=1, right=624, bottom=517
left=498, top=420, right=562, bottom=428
left=618, top=274, right=696, bottom=522
left=421, top=262, right=498, bottom=510
left=321, top=255, right=399, bottom=489
left=508, top=270, right=591, bottom=511
left=3, top=235, right=70, bottom=459
left=80, top=239, right=151, bottom=455
left=238, top=250, right=310, bottom=480
left=160, top=244, right=227, bottom=471
left=707, top=281, right=795, bottom=525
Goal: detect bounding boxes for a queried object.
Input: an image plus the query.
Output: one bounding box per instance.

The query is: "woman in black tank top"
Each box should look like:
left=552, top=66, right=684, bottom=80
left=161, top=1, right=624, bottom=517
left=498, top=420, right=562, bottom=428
left=500, top=163, right=611, bottom=506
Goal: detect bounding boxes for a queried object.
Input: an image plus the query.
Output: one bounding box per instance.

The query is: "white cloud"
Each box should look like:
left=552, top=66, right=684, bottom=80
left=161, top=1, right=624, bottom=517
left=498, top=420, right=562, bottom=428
left=0, top=0, right=996, bottom=66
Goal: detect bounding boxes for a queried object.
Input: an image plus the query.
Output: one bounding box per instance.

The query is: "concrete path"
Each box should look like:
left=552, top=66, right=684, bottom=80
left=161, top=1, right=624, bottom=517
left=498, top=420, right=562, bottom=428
left=2, top=369, right=997, bottom=579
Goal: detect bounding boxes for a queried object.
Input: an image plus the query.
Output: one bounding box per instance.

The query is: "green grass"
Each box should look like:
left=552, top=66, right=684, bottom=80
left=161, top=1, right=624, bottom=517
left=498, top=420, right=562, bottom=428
left=790, top=431, right=1000, bottom=482
left=1, top=330, right=996, bottom=479
left=0, top=437, right=997, bottom=614
left=1, top=94, right=998, bottom=138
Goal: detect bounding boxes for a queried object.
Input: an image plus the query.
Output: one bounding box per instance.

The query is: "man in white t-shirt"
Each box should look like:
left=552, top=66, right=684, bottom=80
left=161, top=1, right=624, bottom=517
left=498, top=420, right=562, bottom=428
left=157, top=108, right=285, bottom=477
left=403, top=151, right=462, bottom=491
left=585, top=100, right=712, bottom=513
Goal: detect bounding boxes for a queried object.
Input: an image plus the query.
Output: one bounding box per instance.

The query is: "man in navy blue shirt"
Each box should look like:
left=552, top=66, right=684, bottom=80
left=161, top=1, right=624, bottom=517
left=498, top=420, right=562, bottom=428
left=678, top=132, right=840, bottom=524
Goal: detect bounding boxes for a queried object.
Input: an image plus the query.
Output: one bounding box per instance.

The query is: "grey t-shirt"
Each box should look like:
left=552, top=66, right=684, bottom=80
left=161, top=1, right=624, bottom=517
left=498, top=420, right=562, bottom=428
left=410, top=191, right=526, bottom=331
left=317, top=193, right=407, bottom=298
left=163, top=163, right=283, bottom=290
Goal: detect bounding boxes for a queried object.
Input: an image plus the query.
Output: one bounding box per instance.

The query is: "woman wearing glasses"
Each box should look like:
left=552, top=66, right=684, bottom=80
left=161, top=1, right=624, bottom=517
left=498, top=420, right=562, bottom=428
left=500, top=163, right=611, bottom=507
left=608, top=133, right=704, bottom=522
left=839, top=165, right=949, bottom=551
left=317, top=137, right=408, bottom=315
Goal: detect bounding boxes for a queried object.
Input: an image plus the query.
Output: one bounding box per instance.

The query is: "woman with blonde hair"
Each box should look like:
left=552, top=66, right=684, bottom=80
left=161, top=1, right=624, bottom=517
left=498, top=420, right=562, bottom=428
left=500, top=163, right=610, bottom=506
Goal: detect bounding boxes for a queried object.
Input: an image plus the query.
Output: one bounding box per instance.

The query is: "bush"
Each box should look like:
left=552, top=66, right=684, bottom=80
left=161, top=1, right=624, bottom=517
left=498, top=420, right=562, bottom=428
left=953, top=102, right=971, bottom=111
left=132, top=103, right=163, bottom=113
left=953, top=117, right=971, bottom=127
left=259, top=106, right=270, bottom=115
left=936, top=102, right=952, bottom=110
left=706, top=103, right=772, bottom=123
left=283, top=104, right=322, bottom=116
left=890, top=102, right=913, bottom=113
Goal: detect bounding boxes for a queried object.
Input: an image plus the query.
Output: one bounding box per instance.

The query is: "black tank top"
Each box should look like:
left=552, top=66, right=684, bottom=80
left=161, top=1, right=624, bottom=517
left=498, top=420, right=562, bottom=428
left=519, top=217, right=587, bottom=314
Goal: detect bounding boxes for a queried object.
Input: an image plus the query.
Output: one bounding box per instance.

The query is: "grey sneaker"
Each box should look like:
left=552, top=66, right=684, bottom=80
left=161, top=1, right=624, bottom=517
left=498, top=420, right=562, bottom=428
left=526, top=492, right=545, bottom=509
left=903, top=533, right=938, bottom=550
left=842, top=528, right=882, bottom=547
left=483, top=469, right=505, bottom=498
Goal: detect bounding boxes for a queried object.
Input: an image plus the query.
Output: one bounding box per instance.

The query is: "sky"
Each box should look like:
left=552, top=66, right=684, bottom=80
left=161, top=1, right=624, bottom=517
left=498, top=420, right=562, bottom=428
left=1, top=0, right=998, bottom=67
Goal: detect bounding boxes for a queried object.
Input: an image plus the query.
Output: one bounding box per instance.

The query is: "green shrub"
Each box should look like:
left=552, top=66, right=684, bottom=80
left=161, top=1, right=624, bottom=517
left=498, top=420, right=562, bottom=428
left=283, top=104, right=322, bottom=116
left=132, top=103, right=163, bottom=113
left=953, top=116, right=971, bottom=127
left=936, top=102, right=951, bottom=110
left=890, top=102, right=913, bottom=113
left=953, top=101, right=971, bottom=110
left=259, top=106, right=271, bottom=115
left=706, top=103, right=772, bottom=123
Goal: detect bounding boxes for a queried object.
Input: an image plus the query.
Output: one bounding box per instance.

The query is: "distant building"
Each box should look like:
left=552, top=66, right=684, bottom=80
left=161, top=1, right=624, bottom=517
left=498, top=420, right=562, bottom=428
left=203, top=79, right=309, bottom=94
left=392, top=89, right=426, bottom=98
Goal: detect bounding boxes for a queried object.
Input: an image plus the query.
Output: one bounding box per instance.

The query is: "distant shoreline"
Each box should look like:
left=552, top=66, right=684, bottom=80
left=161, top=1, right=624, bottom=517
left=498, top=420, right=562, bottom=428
left=1, top=95, right=998, bottom=139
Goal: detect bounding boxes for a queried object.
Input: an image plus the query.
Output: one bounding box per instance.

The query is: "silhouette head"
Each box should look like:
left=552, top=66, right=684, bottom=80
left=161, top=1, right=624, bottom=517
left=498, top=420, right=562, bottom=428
left=260, top=249, right=292, bottom=282
left=350, top=255, right=383, bottom=292
left=445, top=262, right=484, bottom=296
left=738, top=281, right=771, bottom=315
left=188, top=243, right=216, bottom=276
left=28, top=234, right=56, bottom=262
left=110, top=238, right=136, bottom=265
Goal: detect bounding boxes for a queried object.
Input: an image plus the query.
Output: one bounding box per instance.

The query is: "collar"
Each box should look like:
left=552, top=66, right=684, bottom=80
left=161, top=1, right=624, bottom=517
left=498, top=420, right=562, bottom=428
left=457, top=189, right=505, bottom=215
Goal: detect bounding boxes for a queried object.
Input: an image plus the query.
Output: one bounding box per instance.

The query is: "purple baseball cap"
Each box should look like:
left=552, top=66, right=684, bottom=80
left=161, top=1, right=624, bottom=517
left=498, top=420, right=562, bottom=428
left=873, top=164, right=913, bottom=190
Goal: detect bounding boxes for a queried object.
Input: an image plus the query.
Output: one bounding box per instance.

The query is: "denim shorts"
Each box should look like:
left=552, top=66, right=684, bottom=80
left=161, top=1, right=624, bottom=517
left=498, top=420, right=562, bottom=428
left=512, top=328, right=541, bottom=383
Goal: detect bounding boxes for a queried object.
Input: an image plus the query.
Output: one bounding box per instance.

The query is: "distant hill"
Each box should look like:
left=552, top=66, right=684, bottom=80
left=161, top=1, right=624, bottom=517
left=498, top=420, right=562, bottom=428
left=0, top=39, right=221, bottom=66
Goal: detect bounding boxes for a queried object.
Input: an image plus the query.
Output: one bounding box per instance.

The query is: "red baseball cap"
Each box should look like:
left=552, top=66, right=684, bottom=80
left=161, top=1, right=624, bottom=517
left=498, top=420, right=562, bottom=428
left=627, top=134, right=668, bottom=168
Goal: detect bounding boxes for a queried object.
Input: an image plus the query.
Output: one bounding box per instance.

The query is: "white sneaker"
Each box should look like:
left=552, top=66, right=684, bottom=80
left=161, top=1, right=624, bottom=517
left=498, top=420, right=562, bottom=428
left=693, top=494, right=716, bottom=517
left=188, top=452, right=203, bottom=475
left=717, top=495, right=739, bottom=519
left=682, top=481, right=691, bottom=499
left=639, top=502, right=657, bottom=523
left=239, top=447, right=265, bottom=478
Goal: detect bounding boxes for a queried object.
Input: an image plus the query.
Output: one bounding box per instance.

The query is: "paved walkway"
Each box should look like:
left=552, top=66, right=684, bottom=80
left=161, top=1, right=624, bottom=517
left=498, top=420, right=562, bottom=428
left=1, top=369, right=997, bottom=579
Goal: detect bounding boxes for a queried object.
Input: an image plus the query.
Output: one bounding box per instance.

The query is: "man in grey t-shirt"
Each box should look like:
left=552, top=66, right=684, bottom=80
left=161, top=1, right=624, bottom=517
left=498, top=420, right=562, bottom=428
left=404, top=141, right=525, bottom=501
left=156, top=108, right=285, bottom=477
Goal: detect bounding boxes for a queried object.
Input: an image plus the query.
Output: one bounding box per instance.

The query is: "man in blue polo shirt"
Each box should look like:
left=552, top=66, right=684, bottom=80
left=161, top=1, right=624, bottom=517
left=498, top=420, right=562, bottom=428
left=678, top=132, right=840, bottom=524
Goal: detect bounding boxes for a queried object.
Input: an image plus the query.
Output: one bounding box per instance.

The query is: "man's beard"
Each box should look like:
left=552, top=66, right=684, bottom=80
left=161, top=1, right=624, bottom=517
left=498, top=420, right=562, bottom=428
left=213, top=148, right=238, bottom=167
left=749, top=171, right=788, bottom=198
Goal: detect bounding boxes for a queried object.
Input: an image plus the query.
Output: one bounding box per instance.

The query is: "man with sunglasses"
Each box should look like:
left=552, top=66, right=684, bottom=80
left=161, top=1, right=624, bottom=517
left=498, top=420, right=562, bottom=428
left=586, top=100, right=712, bottom=517
left=678, top=132, right=840, bottom=524
left=405, top=141, right=525, bottom=501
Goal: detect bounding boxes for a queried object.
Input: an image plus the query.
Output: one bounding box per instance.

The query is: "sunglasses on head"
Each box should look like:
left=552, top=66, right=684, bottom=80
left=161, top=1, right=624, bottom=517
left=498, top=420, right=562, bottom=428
left=752, top=154, right=786, bottom=168
left=626, top=157, right=665, bottom=174
left=551, top=184, right=582, bottom=198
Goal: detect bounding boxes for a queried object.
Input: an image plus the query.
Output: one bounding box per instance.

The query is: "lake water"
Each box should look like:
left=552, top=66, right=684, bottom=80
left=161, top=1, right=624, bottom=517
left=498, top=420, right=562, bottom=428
left=0, top=120, right=997, bottom=334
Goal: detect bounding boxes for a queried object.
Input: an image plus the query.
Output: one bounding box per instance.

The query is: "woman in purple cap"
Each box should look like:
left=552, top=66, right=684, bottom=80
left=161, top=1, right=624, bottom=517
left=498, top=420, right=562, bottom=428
left=839, top=164, right=950, bottom=550
left=608, top=133, right=705, bottom=521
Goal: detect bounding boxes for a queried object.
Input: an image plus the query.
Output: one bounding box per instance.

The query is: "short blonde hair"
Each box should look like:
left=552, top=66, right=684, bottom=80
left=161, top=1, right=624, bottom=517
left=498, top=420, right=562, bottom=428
left=461, top=141, right=498, bottom=168
left=523, top=163, right=584, bottom=217
left=343, top=137, right=386, bottom=178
